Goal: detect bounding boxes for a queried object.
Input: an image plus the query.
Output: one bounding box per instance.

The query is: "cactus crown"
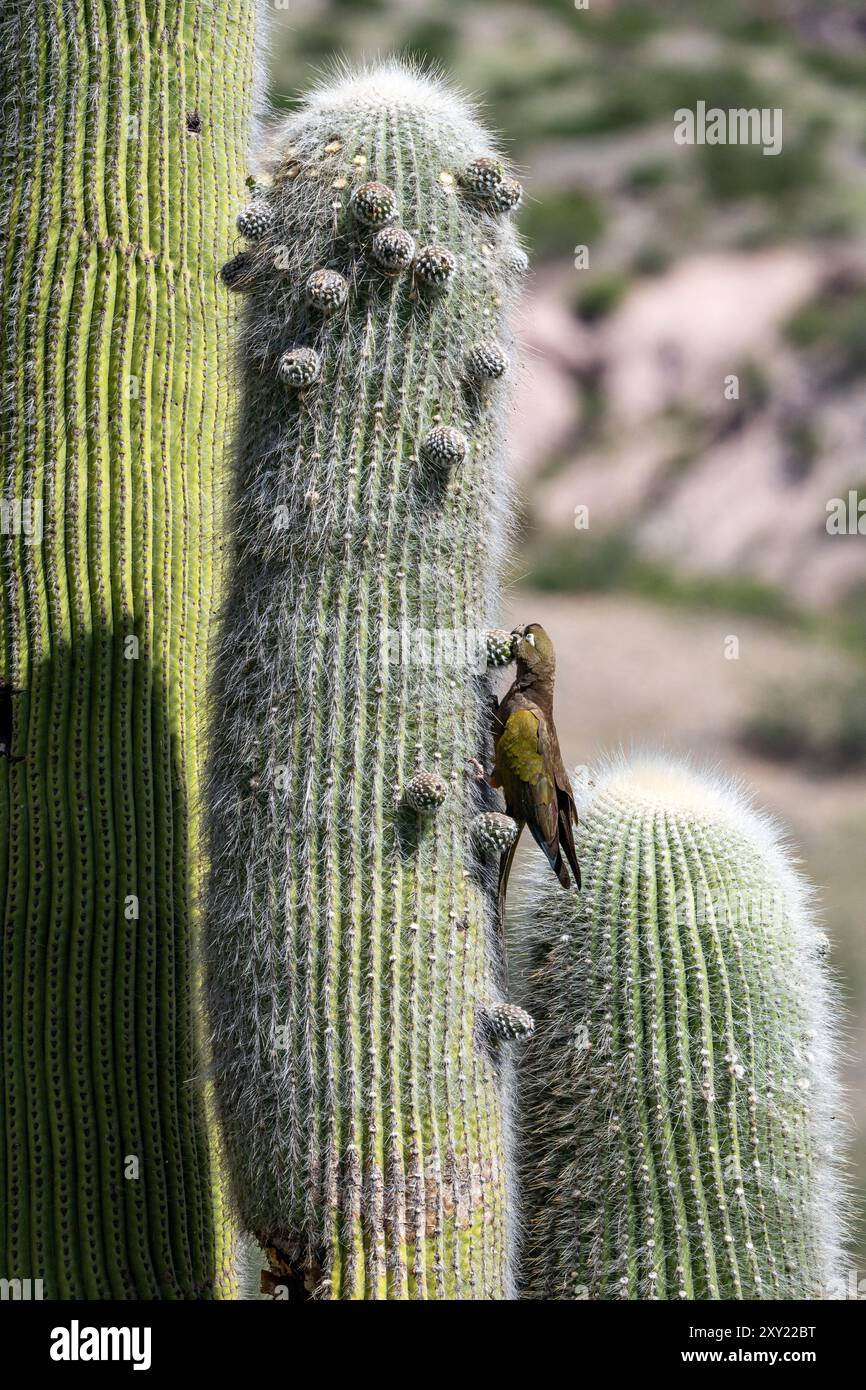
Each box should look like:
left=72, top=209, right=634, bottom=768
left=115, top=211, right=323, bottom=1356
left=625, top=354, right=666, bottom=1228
left=516, top=755, right=848, bottom=1301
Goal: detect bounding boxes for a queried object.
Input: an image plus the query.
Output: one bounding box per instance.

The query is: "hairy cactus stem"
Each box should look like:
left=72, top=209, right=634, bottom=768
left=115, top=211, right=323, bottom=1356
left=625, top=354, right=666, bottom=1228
left=205, top=61, right=525, bottom=1300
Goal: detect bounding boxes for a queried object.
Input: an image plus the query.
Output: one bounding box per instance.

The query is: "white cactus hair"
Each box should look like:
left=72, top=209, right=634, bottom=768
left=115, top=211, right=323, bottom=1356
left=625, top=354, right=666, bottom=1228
left=259, top=55, right=507, bottom=162
left=251, top=0, right=277, bottom=141
left=515, top=751, right=850, bottom=1299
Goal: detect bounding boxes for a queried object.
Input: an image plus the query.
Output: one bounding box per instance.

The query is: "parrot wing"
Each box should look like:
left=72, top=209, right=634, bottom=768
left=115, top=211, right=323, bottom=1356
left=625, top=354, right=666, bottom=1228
left=493, top=704, right=578, bottom=904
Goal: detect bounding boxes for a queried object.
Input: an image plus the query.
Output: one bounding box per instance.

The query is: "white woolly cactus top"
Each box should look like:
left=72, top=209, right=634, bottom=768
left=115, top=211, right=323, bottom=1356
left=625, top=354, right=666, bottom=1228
left=592, top=754, right=794, bottom=835
left=517, top=753, right=848, bottom=1301
left=264, top=58, right=504, bottom=156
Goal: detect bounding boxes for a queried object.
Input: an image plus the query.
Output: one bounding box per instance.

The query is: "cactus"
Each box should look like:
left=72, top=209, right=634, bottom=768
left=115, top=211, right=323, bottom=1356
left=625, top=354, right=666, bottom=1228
left=0, top=0, right=258, bottom=1297
left=516, top=756, right=847, bottom=1300
left=205, top=61, right=529, bottom=1299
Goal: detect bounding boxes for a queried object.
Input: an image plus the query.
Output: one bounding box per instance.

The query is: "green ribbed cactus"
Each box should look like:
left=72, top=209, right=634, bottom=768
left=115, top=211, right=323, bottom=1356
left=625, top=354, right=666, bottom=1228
left=517, top=757, right=846, bottom=1300
left=0, top=0, right=257, bottom=1298
left=205, top=62, right=528, bottom=1299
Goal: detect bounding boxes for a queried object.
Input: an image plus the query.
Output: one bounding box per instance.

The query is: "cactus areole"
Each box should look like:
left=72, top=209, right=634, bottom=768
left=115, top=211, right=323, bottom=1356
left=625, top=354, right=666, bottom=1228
left=205, top=63, right=527, bottom=1299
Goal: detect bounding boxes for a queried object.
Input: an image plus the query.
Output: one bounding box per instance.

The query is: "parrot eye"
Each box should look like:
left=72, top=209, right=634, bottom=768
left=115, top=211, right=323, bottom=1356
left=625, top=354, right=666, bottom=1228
left=525, top=632, right=536, bottom=646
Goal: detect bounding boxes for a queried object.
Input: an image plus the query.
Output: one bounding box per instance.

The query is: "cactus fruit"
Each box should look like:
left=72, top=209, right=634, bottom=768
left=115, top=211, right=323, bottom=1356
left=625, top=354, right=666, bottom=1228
left=277, top=346, right=322, bottom=388
left=516, top=756, right=847, bottom=1301
left=371, top=226, right=417, bottom=272
left=404, top=770, right=449, bottom=814
left=237, top=200, right=275, bottom=240
left=504, top=246, right=530, bottom=276
left=483, top=1003, right=536, bottom=1043
left=485, top=629, right=516, bottom=668
left=489, top=177, right=523, bottom=213
left=421, top=425, right=469, bottom=471
left=350, top=180, right=399, bottom=228
left=414, top=244, right=458, bottom=288
left=205, top=61, right=526, bottom=1300
left=222, top=251, right=258, bottom=292
left=471, top=811, right=519, bottom=857
left=305, top=269, right=349, bottom=315
left=458, top=158, right=522, bottom=214
left=0, top=0, right=258, bottom=1297
left=459, top=156, right=505, bottom=197
left=466, top=342, right=509, bottom=381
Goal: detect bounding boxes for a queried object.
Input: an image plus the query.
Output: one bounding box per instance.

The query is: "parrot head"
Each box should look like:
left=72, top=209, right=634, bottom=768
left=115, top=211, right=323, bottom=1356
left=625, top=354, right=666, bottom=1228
left=511, top=623, right=556, bottom=682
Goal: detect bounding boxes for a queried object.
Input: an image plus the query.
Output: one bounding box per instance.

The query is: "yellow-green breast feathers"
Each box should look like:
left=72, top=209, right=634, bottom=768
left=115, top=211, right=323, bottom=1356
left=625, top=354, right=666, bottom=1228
left=494, top=708, right=544, bottom=787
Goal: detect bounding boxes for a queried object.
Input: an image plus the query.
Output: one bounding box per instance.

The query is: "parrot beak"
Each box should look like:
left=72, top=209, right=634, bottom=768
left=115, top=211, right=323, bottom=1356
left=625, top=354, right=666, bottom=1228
left=510, top=625, right=525, bottom=640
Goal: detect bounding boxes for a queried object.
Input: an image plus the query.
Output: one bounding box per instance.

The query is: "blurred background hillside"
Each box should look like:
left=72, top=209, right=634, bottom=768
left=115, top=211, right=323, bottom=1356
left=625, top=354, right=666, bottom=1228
left=264, top=0, right=866, bottom=1280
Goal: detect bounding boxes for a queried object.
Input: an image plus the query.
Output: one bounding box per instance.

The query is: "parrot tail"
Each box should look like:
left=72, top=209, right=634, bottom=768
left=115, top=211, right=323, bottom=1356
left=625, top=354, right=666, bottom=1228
left=557, top=788, right=582, bottom=890
left=553, top=851, right=572, bottom=891
left=497, top=831, right=522, bottom=926
left=559, top=826, right=581, bottom=891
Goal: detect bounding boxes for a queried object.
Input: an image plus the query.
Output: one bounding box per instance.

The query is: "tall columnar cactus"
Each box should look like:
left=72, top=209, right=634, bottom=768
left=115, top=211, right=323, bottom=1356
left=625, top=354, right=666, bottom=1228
left=205, top=62, right=528, bottom=1299
left=517, top=757, right=847, bottom=1300
left=0, top=0, right=257, bottom=1297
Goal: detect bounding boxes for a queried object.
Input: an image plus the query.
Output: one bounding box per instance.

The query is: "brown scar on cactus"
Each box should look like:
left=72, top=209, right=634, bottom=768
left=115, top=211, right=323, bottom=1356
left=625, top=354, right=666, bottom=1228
left=0, top=680, right=26, bottom=763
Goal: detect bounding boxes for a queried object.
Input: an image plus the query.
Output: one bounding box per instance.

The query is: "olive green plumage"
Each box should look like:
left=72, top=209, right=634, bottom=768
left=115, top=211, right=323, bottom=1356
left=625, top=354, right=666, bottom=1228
left=492, top=624, right=580, bottom=914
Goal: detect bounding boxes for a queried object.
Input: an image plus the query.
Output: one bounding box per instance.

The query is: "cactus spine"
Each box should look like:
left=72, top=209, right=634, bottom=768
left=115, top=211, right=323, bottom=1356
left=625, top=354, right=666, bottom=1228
left=205, top=62, right=526, bottom=1299
left=0, top=0, right=257, bottom=1297
left=517, top=757, right=846, bottom=1300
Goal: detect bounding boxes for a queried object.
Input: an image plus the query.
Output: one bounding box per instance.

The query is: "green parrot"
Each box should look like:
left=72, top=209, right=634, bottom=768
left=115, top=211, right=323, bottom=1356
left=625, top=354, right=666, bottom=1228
left=491, top=623, right=580, bottom=915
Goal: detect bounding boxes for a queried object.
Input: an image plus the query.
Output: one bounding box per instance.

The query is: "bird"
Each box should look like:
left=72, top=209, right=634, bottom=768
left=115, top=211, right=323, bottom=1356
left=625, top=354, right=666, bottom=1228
left=490, top=623, right=580, bottom=916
